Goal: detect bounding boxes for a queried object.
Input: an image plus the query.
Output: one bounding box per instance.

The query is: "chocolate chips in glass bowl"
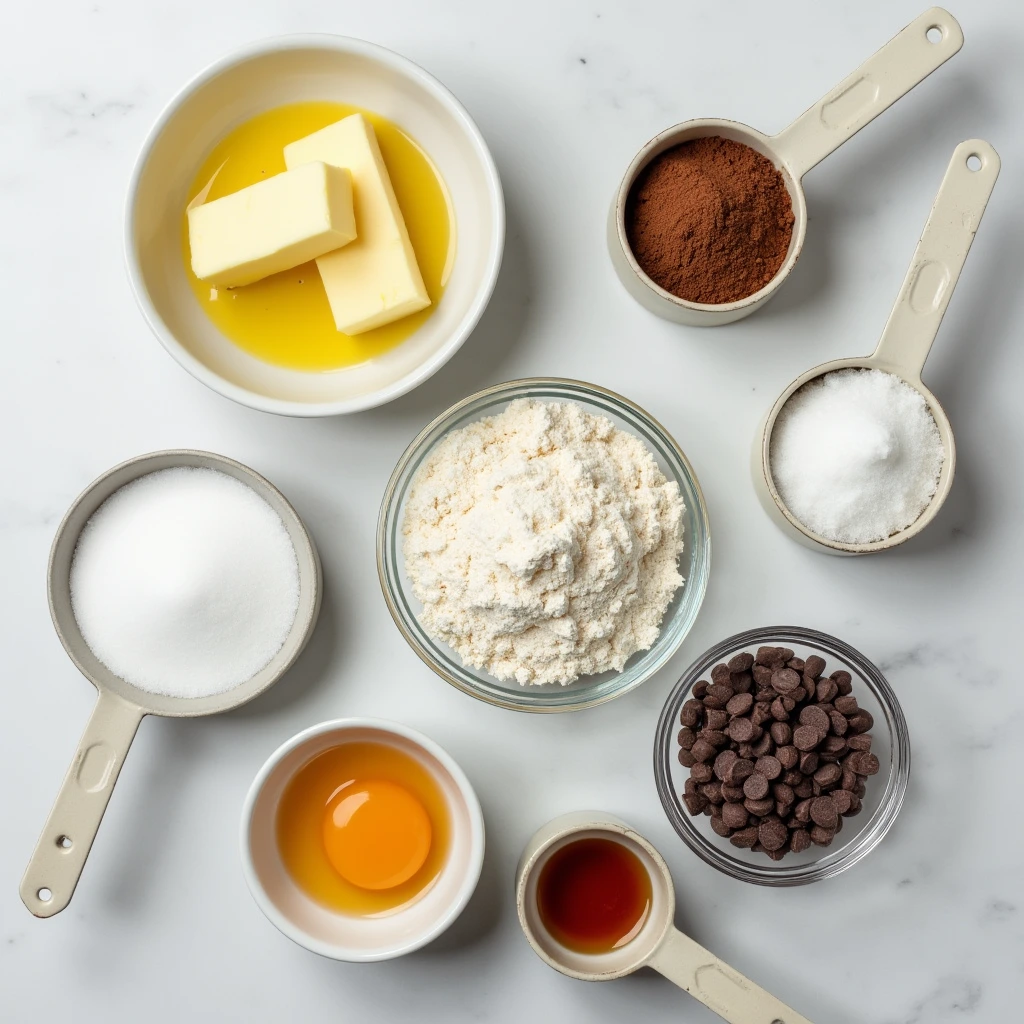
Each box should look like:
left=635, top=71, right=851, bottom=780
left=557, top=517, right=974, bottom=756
left=677, top=646, right=879, bottom=860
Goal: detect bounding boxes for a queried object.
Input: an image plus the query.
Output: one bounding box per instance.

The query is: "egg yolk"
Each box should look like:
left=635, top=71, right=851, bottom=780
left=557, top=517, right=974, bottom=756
left=321, top=779, right=432, bottom=891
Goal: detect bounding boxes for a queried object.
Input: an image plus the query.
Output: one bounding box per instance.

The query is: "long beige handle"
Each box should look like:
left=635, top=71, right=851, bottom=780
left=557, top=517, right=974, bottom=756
left=772, top=8, right=962, bottom=179
left=871, top=139, right=1000, bottom=379
left=649, top=927, right=814, bottom=1024
left=20, top=690, right=143, bottom=917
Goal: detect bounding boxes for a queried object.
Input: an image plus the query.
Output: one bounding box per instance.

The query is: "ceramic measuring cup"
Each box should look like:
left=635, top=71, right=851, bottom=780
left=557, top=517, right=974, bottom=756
left=609, top=7, right=963, bottom=326
left=517, top=812, right=813, bottom=1023
left=20, top=450, right=322, bottom=918
left=754, top=139, right=999, bottom=555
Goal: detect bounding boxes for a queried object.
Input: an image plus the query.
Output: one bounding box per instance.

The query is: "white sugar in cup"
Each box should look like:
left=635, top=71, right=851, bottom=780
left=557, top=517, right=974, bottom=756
left=21, top=450, right=321, bottom=918
left=754, top=141, right=999, bottom=554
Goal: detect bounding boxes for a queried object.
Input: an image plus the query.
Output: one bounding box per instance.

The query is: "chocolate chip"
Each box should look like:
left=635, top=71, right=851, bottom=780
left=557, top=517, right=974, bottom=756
left=759, top=819, right=789, bottom=851
left=730, top=671, right=753, bottom=694
left=810, top=796, right=838, bottom=829
left=798, top=705, right=831, bottom=735
left=722, top=802, right=749, bottom=829
left=793, top=725, right=822, bottom=751
left=816, top=678, right=839, bottom=703
left=772, top=782, right=795, bottom=805
left=706, top=708, right=729, bottom=731
left=752, top=664, right=774, bottom=687
left=721, top=784, right=745, bottom=802
left=743, top=772, right=769, bottom=800
left=728, top=717, right=756, bottom=743
left=777, top=745, right=799, bottom=770
left=680, top=699, right=704, bottom=728
left=691, top=738, right=716, bottom=763
left=710, top=663, right=731, bottom=685
left=730, top=826, right=759, bottom=848
left=677, top=727, right=696, bottom=750
left=821, top=735, right=848, bottom=759
left=701, top=729, right=728, bottom=747
left=693, top=680, right=709, bottom=699
left=751, top=732, right=774, bottom=758
left=847, top=733, right=873, bottom=751
left=834, top=695, right=858, bottom=715
left=751, top=702, right=773, bottom=727
left=827, top=709, right=848, bottom=736
left=772, top=668, right=801, bottom=695
left=726, top=758, right=755, bottom=786
left=804, top=655, right=826, bottom=680
left=787, top=657, right=806, bottom=672
left=810, top=825, right=835, bottom=847
left=710, top=815, right=732, bottom=837
left=726, top=692, right=754, bottom=716
left=683, top=791, right=708, bottom=815
left=744, top=796, right=775, bottom=816
left=794, top=798, right=812, bottom=823
left=790, top=828, right=812, bottom=853
left=704, top=682, right=735, bottom=708
left=782, top=769, right=803, bottom=787
left=771, top=697, right=790, bottom=722
left=701, top=781, right=724, bottom=805
left=794, top=779, right=814, bottom=799
left=728, top=652, right=754, bottom=673
left=847, top=710, right=875, bottom=734
left=690, top=761, right=714, bottom=784
left=798, top=751, right=819, bottom=774
left=769, top=722, right=792, bottom=745
left=782, top=697, right=797, bottom=713
left=831, top=670, right=853, bottom=695
left=755, top=755, right=782, bottom=780
left=848, top=751, right=880, bottom=776
left=755, top=646, right=781, bottom=666
left=813, top=763, right=842, bottom=788
left=831, top=789, right=854, bottom=815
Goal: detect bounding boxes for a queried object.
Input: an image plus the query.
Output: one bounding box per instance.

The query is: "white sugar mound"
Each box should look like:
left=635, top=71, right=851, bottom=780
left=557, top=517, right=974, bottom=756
left=770, top=368, right=944, bottom=545
left=402, top=399, right=686, bottom=686
left=70, top=467, right=300, bottom=699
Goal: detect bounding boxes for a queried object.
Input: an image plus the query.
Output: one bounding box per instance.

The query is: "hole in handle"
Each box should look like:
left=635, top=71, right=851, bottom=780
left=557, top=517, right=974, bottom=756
left=966, top=154, right=982, bottom=172
left=37, top=888, right=52, bottom=902
left=56, top=835, right=73, bottom=850
left=925, top=25, right=943, bottom=43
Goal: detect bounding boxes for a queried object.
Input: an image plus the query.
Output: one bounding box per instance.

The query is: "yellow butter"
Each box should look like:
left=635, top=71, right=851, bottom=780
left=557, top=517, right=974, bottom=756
left=187, top=161, right=356, bottom=288
left=284, top=114, right=431, bottom=334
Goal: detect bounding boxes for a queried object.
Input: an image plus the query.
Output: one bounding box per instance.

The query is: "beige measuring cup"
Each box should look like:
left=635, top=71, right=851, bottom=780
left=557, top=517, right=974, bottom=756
left=20, top=450, right=322, bottom=918
left=754, top=139, right=999, bottom=554
left=609, top=7, right=963, bottom=326
left=517, top=812, right=813, bottom=1023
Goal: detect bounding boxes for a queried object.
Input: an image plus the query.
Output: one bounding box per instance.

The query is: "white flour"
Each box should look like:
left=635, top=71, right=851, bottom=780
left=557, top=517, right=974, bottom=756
left=402, top=399, right=686, bottom=685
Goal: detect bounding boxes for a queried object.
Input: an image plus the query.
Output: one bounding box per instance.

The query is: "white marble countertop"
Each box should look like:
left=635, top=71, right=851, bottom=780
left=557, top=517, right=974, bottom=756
left=3, top=1, right=1023, bottom=1021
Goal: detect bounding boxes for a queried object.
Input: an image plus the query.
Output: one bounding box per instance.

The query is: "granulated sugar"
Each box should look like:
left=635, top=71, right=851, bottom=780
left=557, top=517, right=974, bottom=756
left=70, top=467, right=300, bottom=698
left=770, top=368, right=944, bottom=545
left=402, top=399, right=686, bottom=685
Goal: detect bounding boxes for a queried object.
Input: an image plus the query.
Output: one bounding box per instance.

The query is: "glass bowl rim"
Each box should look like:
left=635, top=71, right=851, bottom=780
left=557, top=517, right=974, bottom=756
left=653, top=625, right=911, bottom=885
left=376, top=377, right=712, bottom=712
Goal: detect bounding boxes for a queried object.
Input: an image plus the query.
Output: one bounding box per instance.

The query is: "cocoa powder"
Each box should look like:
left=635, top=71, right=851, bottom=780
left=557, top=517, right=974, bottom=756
left=626, top=137, right=795, bottom=305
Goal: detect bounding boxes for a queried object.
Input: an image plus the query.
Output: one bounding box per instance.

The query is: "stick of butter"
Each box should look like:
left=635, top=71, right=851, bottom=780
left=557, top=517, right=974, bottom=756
left=283, top=114, right=430, bottom=335
left=187, top=161, right=356, bottom=288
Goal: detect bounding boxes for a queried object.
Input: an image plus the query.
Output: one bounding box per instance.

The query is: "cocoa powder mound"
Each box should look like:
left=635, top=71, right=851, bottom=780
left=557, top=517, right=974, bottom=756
left=626, top=137, right=795, bottom=305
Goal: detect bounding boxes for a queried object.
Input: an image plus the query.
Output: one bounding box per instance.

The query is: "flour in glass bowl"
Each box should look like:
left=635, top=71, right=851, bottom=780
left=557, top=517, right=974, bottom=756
left=402, top=399, right=686, bottom=685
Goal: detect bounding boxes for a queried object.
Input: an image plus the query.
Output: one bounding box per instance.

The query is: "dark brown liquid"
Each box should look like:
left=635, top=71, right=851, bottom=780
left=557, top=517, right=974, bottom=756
left=536, top=837, right=652, bottom=954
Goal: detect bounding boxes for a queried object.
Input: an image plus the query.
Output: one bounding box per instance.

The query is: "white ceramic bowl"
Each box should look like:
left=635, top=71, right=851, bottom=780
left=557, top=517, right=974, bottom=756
left=126, top=35, right=504, bottom=416
left=240, top=718, right=484, bottom=961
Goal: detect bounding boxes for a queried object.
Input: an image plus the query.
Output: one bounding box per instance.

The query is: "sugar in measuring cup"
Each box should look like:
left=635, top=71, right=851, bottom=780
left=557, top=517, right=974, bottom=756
left=20, top=450, right=321, bottom=917
left=609, top=8, right=963, bottom=326
left=517, top=812, right=814, bottom=1023
left=754, top=140, right=999, bottom=554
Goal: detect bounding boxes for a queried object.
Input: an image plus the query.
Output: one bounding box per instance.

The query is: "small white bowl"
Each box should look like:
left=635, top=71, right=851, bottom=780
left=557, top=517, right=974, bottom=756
left=126, top=35, right=504, bottom=416
left=240, top=718, right=484, bottom=961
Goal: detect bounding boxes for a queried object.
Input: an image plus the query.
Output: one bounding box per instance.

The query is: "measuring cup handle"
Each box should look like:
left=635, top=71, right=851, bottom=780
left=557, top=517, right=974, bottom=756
left=771, top=8, right=962, bottom=179
left=20, top=690, right=143, bottom=918
left=871, top=139, right=1000, bottom=378
left=649, top=927, right=815, bottom=1024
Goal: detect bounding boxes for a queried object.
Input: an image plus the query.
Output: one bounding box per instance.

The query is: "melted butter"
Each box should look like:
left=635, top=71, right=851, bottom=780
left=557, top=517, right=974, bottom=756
left=182, top=101, right=455, bottom=372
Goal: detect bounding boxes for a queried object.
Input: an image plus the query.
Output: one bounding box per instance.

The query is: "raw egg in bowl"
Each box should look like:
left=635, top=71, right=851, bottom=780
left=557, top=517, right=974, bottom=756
left=241, top=718, right=484, bottom=960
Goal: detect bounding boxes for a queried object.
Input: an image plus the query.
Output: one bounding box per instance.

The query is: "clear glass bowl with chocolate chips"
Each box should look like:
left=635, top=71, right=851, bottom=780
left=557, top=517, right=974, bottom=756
left=654, top=626, right=910, bottom=885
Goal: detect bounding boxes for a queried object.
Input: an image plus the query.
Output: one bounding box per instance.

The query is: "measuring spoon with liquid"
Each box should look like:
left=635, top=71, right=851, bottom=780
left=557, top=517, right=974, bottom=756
left=609, top=7, right=963, bottom=326
left=517, top=812, right=814, bottom=1024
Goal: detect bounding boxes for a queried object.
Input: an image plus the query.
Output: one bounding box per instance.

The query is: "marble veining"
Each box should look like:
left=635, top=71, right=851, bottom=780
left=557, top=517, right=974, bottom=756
left=2, top=1, right=1024, bottom=1022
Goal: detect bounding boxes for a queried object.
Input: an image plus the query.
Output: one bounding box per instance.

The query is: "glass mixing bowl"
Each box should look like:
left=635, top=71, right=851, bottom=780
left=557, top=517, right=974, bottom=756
left=377, top=379, right=711, bottom=712
left=654, top=626, right=910, bottom=884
